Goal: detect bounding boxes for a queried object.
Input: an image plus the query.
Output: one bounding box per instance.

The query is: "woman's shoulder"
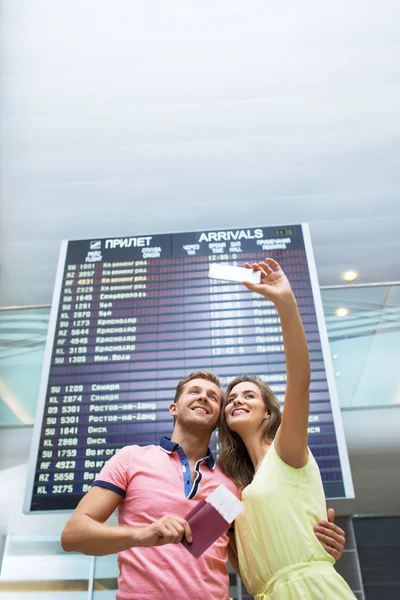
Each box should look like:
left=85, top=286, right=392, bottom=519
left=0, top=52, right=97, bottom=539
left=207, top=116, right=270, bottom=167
left=258, top=441, right=320, bottom=486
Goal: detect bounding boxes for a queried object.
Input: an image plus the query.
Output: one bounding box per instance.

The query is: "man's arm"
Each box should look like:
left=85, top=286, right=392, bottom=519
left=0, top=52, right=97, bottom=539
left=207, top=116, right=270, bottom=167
left=61, top=486, right=133, bottom=555
left=61, top=486, right=192, bottom=556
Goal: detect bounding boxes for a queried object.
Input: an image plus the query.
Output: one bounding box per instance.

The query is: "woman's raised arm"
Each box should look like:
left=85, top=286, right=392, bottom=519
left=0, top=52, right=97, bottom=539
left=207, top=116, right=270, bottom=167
left=242, top=258, right=310, bottom=468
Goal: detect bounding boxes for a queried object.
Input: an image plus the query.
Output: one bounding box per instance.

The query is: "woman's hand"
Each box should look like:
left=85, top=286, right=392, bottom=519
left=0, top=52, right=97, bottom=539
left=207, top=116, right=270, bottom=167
left=242, top=258, right=293, bottom=304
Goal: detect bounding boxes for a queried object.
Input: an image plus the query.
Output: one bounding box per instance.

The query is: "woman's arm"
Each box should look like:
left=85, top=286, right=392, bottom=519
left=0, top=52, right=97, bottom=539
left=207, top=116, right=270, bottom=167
left=274, top=292, right=310, bottom=467
left=242, top=258, right=310, bottom=468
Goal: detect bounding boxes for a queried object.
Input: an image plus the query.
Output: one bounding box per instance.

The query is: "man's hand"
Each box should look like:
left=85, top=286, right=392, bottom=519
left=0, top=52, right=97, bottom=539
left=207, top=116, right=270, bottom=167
left=134, top=515, right=192, bottom=547
left=314, top=508, right=346, bottom=561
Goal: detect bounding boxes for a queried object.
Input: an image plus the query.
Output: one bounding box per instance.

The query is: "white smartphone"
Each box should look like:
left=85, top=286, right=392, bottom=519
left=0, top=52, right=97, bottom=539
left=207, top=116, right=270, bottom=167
left=208, top=263, right=261, bottom=284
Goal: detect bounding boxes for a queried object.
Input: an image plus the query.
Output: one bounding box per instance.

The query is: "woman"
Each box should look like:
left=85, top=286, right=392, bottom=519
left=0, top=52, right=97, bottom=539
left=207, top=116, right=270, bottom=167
left=218, top=257, right=356, bottom=600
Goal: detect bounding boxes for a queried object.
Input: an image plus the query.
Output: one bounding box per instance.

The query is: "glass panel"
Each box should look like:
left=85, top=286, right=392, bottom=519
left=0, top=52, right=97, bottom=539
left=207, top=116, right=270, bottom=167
left=228, top=566, right=239, bottom=600
left=0, top=308, right=49, bottom=426
left=321, top=285, right=400, bottom=408
left=334, top=550, right=363, bottom=592
left=92, top=554, right=118, bottom=599
left=0, top=535, right=90, bottom=598
left=0, top=593, right=88, bottom=599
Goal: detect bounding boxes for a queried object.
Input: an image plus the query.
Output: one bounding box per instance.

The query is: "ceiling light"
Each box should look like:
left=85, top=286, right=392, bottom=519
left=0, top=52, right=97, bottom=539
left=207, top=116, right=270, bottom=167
left=342, top=270, right=358, bottom=282
left=335, top=308, right=349, bottom=317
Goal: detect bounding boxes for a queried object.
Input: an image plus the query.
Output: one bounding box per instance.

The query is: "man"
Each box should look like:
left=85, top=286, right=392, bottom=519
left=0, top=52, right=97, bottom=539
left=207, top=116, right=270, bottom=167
left=61, top=371, right=345, bottom=600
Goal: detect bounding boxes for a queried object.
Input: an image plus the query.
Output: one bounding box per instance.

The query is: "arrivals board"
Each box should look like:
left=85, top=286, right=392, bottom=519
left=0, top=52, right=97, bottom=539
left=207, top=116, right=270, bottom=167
left=24, top=223, right=354, bottom=511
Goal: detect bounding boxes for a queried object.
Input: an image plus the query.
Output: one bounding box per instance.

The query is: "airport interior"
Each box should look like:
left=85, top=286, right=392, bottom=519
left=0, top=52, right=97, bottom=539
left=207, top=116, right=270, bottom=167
left=0, top=2, right=399, bottom=599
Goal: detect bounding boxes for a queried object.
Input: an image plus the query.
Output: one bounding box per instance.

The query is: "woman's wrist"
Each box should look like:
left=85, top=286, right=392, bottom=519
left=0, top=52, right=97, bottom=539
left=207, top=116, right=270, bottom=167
left=268, top=292, right=297, bottom=312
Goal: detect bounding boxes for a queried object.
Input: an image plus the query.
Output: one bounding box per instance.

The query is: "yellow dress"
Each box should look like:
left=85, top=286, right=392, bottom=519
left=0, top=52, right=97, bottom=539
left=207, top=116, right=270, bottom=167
left=234, top=441, right=357, bottom=600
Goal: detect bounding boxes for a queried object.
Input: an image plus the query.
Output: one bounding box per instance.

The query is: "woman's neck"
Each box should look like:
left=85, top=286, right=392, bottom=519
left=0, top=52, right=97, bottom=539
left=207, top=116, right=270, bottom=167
left=242, top=433, right=272, bottom=473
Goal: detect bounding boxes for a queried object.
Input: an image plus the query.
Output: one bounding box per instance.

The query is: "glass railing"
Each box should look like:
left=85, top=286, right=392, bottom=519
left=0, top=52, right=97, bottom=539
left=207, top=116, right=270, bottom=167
left=0, top=307, right=49, bottom=426
left=0, top=535, right=91, bottom=599
left=1, top=284, right=399, bottom=426
left=0, top=535, right=241, bottom=600
left=0, top=526, right=362, bottom=600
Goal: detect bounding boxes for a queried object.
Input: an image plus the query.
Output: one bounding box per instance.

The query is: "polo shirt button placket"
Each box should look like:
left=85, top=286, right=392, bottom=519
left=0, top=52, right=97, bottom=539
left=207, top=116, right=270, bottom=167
left=182, top=461, right=191, bottom=489
left=185, top=463, right=190, bottom=485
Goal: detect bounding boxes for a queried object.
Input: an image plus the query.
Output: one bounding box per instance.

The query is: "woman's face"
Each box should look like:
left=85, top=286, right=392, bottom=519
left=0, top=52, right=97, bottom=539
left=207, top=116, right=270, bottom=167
left=224, top=381, right=269, bottom=435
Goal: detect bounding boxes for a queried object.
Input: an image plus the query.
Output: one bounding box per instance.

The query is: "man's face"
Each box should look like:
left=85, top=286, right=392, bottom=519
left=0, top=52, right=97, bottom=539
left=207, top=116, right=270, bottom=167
left=170, top=378, right=222, bottom=432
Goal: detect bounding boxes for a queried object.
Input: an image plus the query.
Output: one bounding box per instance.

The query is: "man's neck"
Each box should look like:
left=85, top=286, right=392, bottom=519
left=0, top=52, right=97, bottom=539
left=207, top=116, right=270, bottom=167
left=170, top=425, right=212, bottom=462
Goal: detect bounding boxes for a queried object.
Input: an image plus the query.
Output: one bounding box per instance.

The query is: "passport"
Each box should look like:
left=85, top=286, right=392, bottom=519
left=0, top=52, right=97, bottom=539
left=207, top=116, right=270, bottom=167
left=181, top=484, right=243, bottom=558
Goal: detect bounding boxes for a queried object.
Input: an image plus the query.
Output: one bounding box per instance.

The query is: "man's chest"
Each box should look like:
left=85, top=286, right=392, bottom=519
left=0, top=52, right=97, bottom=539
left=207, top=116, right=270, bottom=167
left=119, top=459, right=219, bottom=523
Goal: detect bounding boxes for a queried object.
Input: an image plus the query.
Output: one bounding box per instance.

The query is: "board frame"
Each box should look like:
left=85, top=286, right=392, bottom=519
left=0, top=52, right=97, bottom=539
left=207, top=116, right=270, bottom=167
left=23, top=223, right=354, bottom=513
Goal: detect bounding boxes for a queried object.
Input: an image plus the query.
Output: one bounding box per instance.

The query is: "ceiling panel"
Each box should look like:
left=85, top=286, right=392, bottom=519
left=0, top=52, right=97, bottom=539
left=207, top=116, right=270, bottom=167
left=1, top=0, right=399, bottom=305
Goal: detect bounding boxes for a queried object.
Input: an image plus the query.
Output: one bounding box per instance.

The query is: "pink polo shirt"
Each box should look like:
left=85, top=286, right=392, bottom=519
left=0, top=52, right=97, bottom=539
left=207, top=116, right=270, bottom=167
left=93, top=438, right=239, bottom=600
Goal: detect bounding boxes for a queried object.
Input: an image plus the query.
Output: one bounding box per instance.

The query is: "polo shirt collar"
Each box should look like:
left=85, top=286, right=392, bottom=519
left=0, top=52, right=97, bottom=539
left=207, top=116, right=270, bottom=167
left=159, top=436, right=216, bottom=469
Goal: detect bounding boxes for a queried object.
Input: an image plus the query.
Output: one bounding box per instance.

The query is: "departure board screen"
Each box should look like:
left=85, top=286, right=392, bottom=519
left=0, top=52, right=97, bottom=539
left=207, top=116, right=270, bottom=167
left=24, top=224, right=354, bottom=512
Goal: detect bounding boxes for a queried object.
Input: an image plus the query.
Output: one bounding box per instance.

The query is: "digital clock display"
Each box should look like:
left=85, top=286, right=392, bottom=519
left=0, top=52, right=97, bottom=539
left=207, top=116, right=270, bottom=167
left=275, top=228, right=294, bottom=236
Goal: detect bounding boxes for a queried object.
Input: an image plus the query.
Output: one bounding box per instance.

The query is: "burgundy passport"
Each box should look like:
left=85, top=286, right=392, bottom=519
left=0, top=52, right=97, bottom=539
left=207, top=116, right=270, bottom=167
left=181, top=484, right=243, bottom=559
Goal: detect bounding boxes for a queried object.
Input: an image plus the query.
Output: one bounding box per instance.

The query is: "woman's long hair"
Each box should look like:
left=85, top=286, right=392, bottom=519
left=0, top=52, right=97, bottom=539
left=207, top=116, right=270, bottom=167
left=218, top=376, right=282, bottom=490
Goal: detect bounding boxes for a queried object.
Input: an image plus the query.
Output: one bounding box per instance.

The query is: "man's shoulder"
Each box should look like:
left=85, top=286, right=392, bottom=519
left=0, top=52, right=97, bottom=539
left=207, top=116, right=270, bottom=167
left=211, top=464, right=240, bottom=496
left=115, top=443, right=159, bottom=460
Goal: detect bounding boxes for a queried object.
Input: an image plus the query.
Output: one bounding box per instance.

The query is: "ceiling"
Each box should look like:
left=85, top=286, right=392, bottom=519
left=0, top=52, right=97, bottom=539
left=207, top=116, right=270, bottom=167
left=1, top=0, right=400, bottom=306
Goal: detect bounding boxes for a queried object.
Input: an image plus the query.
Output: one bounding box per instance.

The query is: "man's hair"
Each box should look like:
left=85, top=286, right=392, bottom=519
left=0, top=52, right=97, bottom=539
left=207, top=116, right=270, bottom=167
left=173, top=370, right=222, bottom=404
